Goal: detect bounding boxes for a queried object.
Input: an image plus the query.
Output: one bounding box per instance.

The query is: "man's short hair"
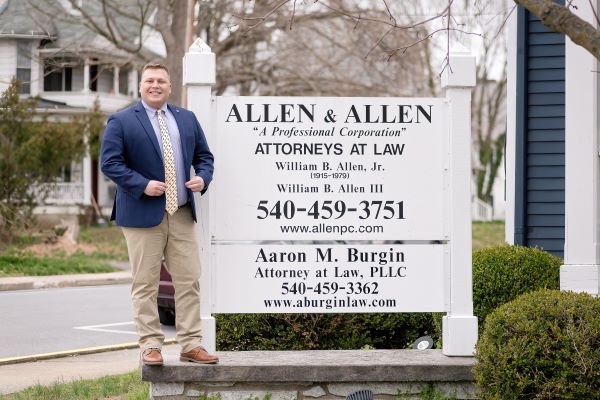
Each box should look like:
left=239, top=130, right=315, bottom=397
left=141, top=62, right=170, bottom=77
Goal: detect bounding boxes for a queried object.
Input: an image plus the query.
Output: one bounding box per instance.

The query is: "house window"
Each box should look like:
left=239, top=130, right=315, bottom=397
left=44, top=62, right=72, bottom=92
left=90, top=64, right=98, bottom=92
left=119, top=68, right=128, bottom=95
left=16, top=41, right=31, bottom=94
left=60, top=165, right=72, bottom=183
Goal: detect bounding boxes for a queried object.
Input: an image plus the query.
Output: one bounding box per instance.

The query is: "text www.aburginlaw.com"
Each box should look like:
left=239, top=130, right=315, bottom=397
left=264, top=296, right=397, bottom=310
left=279, top=223, right=383, bottom=235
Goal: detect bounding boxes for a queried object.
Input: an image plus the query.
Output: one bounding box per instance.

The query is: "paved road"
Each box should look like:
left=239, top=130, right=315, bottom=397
left=0, top=285, right=175, bottom=359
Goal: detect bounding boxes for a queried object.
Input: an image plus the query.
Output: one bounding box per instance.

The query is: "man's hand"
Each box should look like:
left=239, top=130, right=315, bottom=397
left=144, top=180, right=167, bottom=196
left=185, top=176, right=205, bottom=192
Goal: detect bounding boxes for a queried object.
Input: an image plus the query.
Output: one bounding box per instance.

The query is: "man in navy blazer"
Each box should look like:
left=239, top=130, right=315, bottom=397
left=100, top=62, right=218, bottom=366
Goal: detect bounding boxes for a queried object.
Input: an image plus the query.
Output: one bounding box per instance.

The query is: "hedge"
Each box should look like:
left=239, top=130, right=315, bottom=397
left=473, top=244, right=561, bottom=329
left=216, top=313, right=437, bottom=350
left=474, top=289, right=600, bottom=399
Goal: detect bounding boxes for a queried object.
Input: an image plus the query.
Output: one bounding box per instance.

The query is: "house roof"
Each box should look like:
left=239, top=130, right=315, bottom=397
left=0, top=0, right=160, bottom=64
left=0, top=0, right=55, bottom=38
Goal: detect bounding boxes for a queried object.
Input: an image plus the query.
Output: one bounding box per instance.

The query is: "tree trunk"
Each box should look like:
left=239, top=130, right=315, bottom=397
left=156, top=0, right=189, bottom=106
left=514, top=0, right=600, bottom=59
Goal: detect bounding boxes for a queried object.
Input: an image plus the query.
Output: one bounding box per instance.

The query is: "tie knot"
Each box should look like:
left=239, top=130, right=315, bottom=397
left=156, top=110, right=163, bottom=116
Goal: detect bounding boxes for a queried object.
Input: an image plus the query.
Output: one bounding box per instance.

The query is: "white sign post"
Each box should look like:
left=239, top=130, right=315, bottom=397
left=184, top=42, right=478, bottom=356
left=441, top=49, right=479, bottom=356
left=183, top=39, right=217, bottom=353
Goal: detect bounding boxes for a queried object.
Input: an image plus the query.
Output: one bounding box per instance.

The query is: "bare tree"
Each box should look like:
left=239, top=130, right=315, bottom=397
left=514, top=0, right=600, bottom=59
left=26, top=0, right=192, bottom=105
left=23, top=0, right=449, bottom=101
left=264, top=18, right=426, bottom=97
left=29, top=0, right=427, bottom=101
left=473, top=49, right=506, bottom=205
left=230, top=0, right=491, bottom=76
left=463, top=1, right=510, bottom=206
left=333, top=0, right=509, bottom=206
left=195, top=0, right=428, bottom=97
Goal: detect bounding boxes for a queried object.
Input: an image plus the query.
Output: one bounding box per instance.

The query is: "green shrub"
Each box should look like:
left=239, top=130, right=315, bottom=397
left=473, top=245, right=561, bottom=329
left=216, top=313, right=436, bottom=350
left=473, top=289, right=600, bottom=399
left=215, top=314, right=298, bottom=351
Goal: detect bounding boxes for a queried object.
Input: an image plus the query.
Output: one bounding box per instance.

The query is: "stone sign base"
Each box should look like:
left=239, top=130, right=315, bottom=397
left=142, top=350, right=477, bottom=400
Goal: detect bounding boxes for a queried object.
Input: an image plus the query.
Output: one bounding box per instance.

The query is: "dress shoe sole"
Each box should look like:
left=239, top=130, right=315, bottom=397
left=179, top=356, right=219, bottom=364
left=142, top=360, right=164, bottom=366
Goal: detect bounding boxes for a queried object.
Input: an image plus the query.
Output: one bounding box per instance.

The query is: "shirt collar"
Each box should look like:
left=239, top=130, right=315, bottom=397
left=141, top=100, right=168, bottom=115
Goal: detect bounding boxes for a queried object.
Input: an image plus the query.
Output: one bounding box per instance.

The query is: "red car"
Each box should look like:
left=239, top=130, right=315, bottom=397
left=158, top=261, right=175, bottom=325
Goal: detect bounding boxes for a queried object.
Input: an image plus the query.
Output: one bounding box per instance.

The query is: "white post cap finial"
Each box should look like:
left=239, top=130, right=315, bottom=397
left=183, top=39, right=216, bottom=85
left=441, top=49, right=476, bottom=89
left=189, top=38, right=212, bottom=53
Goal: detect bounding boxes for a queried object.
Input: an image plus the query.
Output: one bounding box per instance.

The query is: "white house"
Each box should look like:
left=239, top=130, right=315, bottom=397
left=0, top=0, right=159, bottom=219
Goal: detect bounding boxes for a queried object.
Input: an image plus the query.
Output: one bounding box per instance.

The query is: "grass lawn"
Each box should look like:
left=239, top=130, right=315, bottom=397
left=0, top=252, right=116, bottom=277
left=78, top=224, right=129, bottom=261
left=472, top=220, right=505, bottom=250
left=0, top=224, right=127, bottom=277
left=0, top=371, right=148, bottom=400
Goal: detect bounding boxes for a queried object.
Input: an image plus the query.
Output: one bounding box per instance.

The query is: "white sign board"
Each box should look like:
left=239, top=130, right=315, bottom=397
left=213, top=97, right=447, bottom=241
left=186, top=48, right=477, bottom=354
left=213, top=244, right=447, bottom=313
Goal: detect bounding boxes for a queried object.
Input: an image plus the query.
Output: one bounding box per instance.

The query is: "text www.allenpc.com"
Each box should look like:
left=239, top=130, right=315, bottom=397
left=279, top=223, right=383, bottom=235
left=264, top=296, right=397, bottom=309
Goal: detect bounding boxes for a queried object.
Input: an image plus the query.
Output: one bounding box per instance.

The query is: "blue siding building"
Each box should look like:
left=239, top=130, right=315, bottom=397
left=507, top=1, right=599, bottom=295
left=512, top=5, right=565, bottom=258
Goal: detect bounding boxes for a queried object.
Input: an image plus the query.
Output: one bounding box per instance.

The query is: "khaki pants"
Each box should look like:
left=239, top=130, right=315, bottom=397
left=122, top=205, right=202, bottom=352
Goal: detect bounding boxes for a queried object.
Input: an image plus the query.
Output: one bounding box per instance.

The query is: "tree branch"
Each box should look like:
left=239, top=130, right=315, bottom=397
left=514, top=0, right=600, bottom=59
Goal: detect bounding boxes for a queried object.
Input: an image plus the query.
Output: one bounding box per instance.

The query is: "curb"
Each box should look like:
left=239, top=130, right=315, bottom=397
left=0, top=338, right=177, bottom=366
left=0, top=271, right=132, bottom=291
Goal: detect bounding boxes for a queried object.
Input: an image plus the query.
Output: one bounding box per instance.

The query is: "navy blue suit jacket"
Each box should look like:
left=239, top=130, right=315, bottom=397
left=100, top=102, right=214, bottom=228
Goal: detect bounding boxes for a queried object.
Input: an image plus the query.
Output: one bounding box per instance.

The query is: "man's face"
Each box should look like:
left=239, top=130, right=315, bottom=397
left=139, top=68, right=171, bottom=109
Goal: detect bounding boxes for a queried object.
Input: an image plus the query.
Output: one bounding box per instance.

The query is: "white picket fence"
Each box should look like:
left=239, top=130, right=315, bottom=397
left=40, top=183, right=84, bottom=205
left=471, top=197, right=493, bottom=221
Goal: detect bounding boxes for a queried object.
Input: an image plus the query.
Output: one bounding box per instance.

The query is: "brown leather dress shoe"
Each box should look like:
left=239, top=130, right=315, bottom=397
left=141, top=348, right=163, bottom=366
left=180, top=347, right=219, bottom=364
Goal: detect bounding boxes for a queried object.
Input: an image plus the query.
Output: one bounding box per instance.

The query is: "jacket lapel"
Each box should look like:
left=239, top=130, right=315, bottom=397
left=134, top=102, right=162, bottom=161
left=168, top=104, right=189, bottom=166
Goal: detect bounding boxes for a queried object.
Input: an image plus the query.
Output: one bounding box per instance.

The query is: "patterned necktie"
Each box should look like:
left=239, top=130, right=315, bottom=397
left=156, top=110, right=178, bottom=215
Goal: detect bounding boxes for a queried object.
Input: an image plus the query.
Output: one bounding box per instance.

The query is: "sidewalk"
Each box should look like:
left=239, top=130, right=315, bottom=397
left=0, top=271, right=132, bottom=291
left=0, top=344, right=179, bottom=395
left=0, top=265, right=141, bottom=395
left=0, top=261, right=131, bottom=291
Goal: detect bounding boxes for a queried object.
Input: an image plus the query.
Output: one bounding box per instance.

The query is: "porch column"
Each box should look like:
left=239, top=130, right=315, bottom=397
left=113, top=65, right=120, bottom=95
left=82, top=155, right=92, bottom=206
left=562, top=1, right=600, bottom=295
left=30, top=47, right=40, bottom=97
left=82, top=121, right=92, bottom=207
left=128, top=68, right=139, bottom=98
left=83, top=58, right=90, bottom=94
